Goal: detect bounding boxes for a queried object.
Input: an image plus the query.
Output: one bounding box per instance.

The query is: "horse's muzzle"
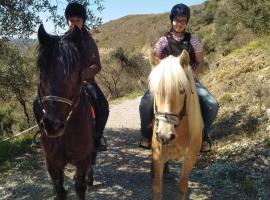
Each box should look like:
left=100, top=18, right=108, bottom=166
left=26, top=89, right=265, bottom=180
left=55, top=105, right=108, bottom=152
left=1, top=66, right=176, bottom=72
left=156, top=131, right=176, bottom=145
left=42, top=117, right=65, bottom=138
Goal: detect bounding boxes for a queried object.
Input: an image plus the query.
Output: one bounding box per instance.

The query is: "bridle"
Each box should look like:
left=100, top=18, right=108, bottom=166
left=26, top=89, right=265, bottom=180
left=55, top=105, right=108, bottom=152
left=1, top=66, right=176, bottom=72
left=38, top=69, right=88, bottom=135
left=39, top=84, right=83, bottom=123
left=154, top=89, right=187, bottom=128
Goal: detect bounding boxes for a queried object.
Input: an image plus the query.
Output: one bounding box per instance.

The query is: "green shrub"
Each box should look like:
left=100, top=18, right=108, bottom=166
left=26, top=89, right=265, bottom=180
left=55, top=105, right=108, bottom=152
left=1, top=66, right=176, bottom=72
left=0, top=103, right=17, bottom=137
left=0, top=135, right=33, bottom=171
left=229, top=0, right=270, bottom=35
left=203, top=36, right=216, bottom=54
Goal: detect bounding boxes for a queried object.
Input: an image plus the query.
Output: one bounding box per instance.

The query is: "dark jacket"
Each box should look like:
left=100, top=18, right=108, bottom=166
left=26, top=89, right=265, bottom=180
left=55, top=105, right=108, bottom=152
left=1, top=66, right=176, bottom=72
left=80, top=28, right=101, bottom=83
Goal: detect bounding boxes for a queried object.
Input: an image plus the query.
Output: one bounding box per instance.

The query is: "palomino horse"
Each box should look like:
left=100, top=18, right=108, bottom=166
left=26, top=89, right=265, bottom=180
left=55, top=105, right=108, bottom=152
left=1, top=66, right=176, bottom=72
left=149, top=50, right=204, bottom=200
left=34, top=24, right=96, bottom=200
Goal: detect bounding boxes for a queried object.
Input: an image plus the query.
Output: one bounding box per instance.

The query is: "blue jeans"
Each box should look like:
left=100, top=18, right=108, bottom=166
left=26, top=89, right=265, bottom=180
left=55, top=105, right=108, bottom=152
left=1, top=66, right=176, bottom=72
left=195, top=80, right=219, bottom=139
left=139, top=81, right=219, bottom=141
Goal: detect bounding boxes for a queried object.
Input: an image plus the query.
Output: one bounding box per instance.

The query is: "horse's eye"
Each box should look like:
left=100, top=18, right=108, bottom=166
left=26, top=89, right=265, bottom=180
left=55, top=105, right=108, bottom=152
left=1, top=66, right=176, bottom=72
left=180, top=89, right=185, bottom=95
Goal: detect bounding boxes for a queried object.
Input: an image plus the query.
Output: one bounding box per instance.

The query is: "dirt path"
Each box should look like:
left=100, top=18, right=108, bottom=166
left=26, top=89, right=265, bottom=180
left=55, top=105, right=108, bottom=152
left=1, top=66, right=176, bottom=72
left=0, top=97, right=269, bottom=200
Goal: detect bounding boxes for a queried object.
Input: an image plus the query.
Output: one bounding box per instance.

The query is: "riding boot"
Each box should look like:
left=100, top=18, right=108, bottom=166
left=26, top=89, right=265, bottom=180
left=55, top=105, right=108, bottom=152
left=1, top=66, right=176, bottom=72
left=85, top=83, right=109, bottom=152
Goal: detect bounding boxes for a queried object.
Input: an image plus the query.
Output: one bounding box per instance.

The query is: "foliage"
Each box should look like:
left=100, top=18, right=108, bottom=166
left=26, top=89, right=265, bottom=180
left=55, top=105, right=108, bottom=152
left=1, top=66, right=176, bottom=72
left=0, top=40, right=33, bottom=126
left=0, top=0, right=104, bottom=37
left=228, top=0, right=270, bottom=35
left=97, top=48, right=150, bottom=98
left=0, top=135, right=33, bottom=171
left=203, top=35, right=216, bottom=54
left=202, top=1, right=218, bottom=25
left=0, top=103, right=17, bottom=137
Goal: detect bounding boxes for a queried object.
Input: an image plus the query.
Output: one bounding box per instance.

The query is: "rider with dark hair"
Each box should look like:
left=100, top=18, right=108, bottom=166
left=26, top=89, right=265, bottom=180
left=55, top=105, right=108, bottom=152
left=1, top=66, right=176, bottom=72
left=33, top=2, right=109, bottom=152
left=139, top=3, right=219, bottom=152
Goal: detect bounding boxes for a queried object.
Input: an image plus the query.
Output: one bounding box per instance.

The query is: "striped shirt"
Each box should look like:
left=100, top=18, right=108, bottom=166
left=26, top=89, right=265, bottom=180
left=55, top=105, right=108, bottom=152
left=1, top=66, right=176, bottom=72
left=153, top=33, right=203, bottom=58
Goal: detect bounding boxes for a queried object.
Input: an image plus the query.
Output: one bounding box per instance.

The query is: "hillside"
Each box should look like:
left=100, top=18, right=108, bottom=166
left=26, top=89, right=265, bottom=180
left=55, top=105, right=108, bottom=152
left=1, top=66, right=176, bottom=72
left=93, top=0, right=255, bottom=64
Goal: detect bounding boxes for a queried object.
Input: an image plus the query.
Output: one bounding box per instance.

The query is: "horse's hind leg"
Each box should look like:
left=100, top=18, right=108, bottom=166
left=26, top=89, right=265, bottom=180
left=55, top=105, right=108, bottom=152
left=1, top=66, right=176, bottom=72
left=74, top=159, right=90, bottom=200
left=46, top=159, right=67, bottom=200
left=178, top=156, right=198, bottom=200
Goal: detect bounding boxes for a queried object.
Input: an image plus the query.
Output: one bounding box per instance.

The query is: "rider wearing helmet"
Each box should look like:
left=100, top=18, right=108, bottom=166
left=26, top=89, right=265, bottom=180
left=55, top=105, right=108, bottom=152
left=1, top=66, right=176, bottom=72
left=139, top=3, right=219, bottom=152
left=33, top=2, right=109, bottom=152
left=65, top=2, right=109, bottom=151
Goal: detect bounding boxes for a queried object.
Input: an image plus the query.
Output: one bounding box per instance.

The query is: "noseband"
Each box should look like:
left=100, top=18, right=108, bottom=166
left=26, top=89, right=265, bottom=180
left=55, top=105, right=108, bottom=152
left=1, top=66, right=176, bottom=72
left=38, top=82, right=84, bottom=126
left=154, top=90, right=186, bottom=128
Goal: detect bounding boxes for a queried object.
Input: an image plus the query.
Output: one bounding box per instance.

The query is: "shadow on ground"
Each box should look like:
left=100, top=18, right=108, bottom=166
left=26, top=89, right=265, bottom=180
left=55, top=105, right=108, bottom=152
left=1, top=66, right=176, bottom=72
left=0, top=127, right=269, bottom=200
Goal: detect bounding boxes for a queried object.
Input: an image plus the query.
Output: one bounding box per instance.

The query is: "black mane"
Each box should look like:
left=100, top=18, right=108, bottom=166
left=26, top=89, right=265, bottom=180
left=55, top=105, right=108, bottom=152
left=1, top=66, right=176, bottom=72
left=37, top=33, right=80, bottom=74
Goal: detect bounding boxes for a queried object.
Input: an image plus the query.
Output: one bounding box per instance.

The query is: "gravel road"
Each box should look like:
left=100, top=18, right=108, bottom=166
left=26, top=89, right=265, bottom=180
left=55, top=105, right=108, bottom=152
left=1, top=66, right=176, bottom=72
left=1, top=96, right=268, bottom=200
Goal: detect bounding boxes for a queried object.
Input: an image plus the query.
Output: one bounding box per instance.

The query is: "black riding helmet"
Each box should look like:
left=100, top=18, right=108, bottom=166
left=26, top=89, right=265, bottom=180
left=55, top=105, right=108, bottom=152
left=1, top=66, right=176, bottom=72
left=170, top=3, right=190, bottom=22
left=65, top=2, right=87, bottom=22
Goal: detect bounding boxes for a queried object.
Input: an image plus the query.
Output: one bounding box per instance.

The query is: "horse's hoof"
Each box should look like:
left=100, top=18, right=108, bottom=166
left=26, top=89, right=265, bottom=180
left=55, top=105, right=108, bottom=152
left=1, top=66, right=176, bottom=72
left=87, top=178, right=94, bottom=187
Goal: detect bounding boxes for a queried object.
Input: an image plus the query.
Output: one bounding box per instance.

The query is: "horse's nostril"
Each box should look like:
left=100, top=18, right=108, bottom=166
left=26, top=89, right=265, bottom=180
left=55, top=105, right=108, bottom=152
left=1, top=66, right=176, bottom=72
left=55, top=122, right=65, bottom=131
left=43, top=117, right=65, bottom=134
left=170, top=134, right=176, bottom=140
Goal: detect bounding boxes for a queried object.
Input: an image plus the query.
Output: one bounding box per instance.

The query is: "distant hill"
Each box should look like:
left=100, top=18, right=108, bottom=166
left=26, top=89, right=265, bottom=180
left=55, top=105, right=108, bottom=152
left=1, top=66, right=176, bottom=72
left=92, top=0, right=254, bottom=65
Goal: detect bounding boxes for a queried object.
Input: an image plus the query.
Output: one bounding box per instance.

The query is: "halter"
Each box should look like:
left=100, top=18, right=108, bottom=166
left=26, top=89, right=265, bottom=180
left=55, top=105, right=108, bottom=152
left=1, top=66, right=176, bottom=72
left=154, top=90, right=186, bottom=128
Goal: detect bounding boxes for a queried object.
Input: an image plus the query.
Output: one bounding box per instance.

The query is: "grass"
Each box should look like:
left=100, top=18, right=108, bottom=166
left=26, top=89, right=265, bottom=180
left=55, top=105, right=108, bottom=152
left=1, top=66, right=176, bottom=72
left=0, top=133, right=34, bottom=171
left=109, top=90, right=144, bottom=105
left=231, top=36, right=270, bottom=56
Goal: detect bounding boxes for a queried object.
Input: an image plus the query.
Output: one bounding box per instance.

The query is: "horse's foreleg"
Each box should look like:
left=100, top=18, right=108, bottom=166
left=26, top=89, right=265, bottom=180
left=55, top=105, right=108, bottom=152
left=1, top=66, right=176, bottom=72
left=178, top=156, right=198, bottom=200
left=74, top=158, right=90, bottom=200
left=152, top=157, right=164, bottom=200
left=46, top=159, right=67, bottom=200
left=87, top=166, right=94, bottom=187
left=87, top=152, right=96, bottom=187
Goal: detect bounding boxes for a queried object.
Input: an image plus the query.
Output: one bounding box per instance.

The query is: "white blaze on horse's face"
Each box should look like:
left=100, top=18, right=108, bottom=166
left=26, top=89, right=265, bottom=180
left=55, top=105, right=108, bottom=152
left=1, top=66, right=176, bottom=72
left=155, top=93, right=184, bottom=145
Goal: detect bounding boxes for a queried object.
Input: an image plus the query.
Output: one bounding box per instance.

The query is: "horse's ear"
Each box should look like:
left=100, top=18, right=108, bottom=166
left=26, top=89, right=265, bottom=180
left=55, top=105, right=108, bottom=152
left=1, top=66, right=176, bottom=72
left=179, top=49, right=190, bottom=68
left=38, top=24, right=51, bottom=45
left=149, top=52, right=160, bottom=69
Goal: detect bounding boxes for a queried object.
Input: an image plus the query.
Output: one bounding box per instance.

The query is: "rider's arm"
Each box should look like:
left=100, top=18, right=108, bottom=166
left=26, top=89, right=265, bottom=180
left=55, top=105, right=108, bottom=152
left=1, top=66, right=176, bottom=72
left=191, top=35, right=204, bottom=79
left=194, top=51, right=204, bottom=76
left=87, top=34, right=101, bottom=75
left=153, top=36, right=168, bottom=59
left=81, top=33, right=101, bottom=81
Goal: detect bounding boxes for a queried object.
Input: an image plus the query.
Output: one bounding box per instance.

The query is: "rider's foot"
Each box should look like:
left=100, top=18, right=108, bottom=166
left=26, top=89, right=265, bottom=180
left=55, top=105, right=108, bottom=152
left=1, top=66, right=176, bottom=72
left=139, top=136, right=151, bottom=149
left=200, top=140, right=211, bottom=153
left=95, top=137, right=107, bottom=152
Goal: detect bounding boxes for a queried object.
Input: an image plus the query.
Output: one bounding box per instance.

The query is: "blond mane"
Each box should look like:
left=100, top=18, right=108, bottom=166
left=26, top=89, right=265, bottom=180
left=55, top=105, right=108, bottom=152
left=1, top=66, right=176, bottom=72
left=148, top=55, right=204, bottom=137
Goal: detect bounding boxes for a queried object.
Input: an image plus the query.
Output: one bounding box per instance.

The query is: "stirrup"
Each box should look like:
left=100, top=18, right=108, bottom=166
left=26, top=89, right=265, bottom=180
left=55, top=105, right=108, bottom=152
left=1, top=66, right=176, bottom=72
left=200, top=140, right=212, bottom=153
left=31, top=130, right=42, bottom=149
left=95, top=136, right=107, bottom=152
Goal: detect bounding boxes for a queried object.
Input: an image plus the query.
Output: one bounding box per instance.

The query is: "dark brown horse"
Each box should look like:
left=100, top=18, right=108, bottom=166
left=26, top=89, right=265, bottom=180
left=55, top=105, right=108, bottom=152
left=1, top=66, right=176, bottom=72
left=35, top=24, right=96, bottom=200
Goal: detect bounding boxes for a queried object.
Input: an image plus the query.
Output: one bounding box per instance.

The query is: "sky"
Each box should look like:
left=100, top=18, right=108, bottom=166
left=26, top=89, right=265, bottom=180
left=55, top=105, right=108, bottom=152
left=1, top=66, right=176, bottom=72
left=39, top=0, right=205, bottom=36
left=101, top=0, right=205, bottom=23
